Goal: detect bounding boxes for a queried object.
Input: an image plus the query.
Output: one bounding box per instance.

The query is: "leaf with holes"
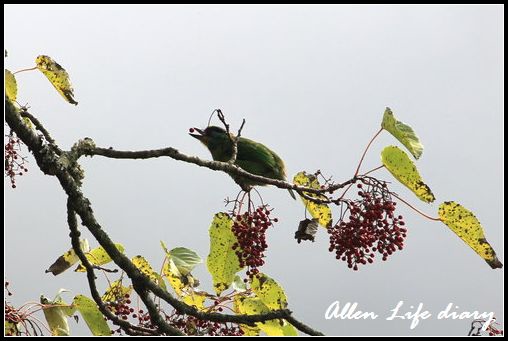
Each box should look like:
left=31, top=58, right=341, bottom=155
left=293, top=171, right=332, bottom=228
left=207, top=213, right=243, bottom=294
left=35, top=55, right=78, bottom=105
left=438, top=201, right=502, bottom=269
left=381, top=146, right=435, bottom=203
left=381, top=107, right=423, bottom=159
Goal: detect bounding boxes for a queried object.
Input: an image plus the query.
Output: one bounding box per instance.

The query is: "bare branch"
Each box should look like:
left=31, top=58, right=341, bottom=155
left=216, top=109, right=245, bottom=164
left=80, top=145, right=352, bottom=201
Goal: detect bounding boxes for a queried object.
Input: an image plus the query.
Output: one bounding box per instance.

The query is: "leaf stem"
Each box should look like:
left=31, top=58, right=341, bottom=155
left=13, top=67, right=38, bottom=75
left=390, top=192, right=441, bottom=221
left=354, top=127, right=384, bottom=177
left=361, top=165, right=385, bottom=176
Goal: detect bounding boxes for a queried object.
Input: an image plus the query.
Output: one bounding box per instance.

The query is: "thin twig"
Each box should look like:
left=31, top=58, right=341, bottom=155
left=354, top=127, right=383, bottom=177
left=229, top=118, right=246, bottom=163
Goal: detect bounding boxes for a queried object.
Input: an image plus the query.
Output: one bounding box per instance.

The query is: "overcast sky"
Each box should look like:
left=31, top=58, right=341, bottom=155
left=4, top=5, right=503, bottom=336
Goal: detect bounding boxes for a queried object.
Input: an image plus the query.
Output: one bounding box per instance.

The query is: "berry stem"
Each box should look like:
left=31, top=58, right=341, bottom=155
left=337, top=182, right=355, bottom=201
left=354, top=127, right=384, bottom=177
left=361, top=165, right=385, bottom=176
left=13, top=67, right=38, bottom=74
left=390, top=192, right=441, bottom=221
left=235, top=191, right=249, bottom=215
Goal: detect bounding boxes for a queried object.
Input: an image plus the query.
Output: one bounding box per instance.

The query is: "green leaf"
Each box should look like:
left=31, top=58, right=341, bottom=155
left=381, top=146, right=435, bottom=203
left=72, top=295, right=111, bottom=336
left=293, top=171, right=332, bottom=228
left=167, top=247, right=202, bottom=276
left=438, top=202, right=503, bottom=269
left=41, top=295, right=72, bottom=336
left=5, top=69, right=17, bottom=103
left=251, top=273, right=288, bottom=310
left=234, top=296, right=296, bottom=336
left=207, top=212, right=243, bottom=294
left=46, top=239, right=90, bottom=276
left=381, top=107, right=423, bottom=159
left=102, top=280, right=132, bottom=303
left=75, top=243, right=125, bottom=272
left=35, top=55, right=78, bottom=105
left=232, top=275, right=247, bottom=292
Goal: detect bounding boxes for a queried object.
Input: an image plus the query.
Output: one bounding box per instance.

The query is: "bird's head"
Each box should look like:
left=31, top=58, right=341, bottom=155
left=189, top=126, right=229, bottom=146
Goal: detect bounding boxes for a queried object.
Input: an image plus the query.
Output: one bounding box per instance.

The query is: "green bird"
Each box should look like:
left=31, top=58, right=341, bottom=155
left=190, top=126, right=296, bottom=199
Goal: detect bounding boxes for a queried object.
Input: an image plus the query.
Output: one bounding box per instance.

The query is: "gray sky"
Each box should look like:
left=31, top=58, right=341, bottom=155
left=4, top=5, right=503, bottom=336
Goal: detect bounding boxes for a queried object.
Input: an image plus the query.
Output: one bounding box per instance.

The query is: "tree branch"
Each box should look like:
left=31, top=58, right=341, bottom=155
left=66, top=199, right=158, bottom=336
left=80, top=145, right=352, bottom=199
left=19, top=109, right=57, bottom=146
left=5, top=101, right=324, bottom=336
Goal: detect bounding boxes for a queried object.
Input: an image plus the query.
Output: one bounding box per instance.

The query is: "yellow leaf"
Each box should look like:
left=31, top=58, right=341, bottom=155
left=234, top=296, right=296, bottom=336
left=293, top=171, right=332, bottom=228
left=5, top=69, right=17, bottom=103
left=182, top=290, right=207, bottom=310
left=35, top=55, right=78, bottom=105
left=102, top=280, right=132, bottom=302
left=251, top=273, right=288, bottom=310
left=132, top=255, right=159, bottom=282
left=381, top=107, right=423, bottom=159
left=438, top=202, right=502, bottom=269
left=163, top=258, right=186, bottom=296
left=207, top=213, right=243, bottom=294
left=381, top=146, right=435, bottom=203
left=46, top=239, right=89, bottom=276
left=75, top=243, right=125, bottom=272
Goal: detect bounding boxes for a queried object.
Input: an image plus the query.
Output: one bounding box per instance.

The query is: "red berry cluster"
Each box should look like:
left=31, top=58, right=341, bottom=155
left=168, top=314, right=244, bottom=336
left=231, top=206, right=278, bottom=279
left=328, top=180, right=407, bottom=270
left=5, top=132, right=28, bottom=189
left=105, top=294, right=135, bottom=323
left=105, top=291, right=244, bottom=336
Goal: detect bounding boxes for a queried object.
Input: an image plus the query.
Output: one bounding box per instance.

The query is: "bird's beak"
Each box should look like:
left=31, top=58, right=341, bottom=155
left=189, top=128, right=205, bottom=140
